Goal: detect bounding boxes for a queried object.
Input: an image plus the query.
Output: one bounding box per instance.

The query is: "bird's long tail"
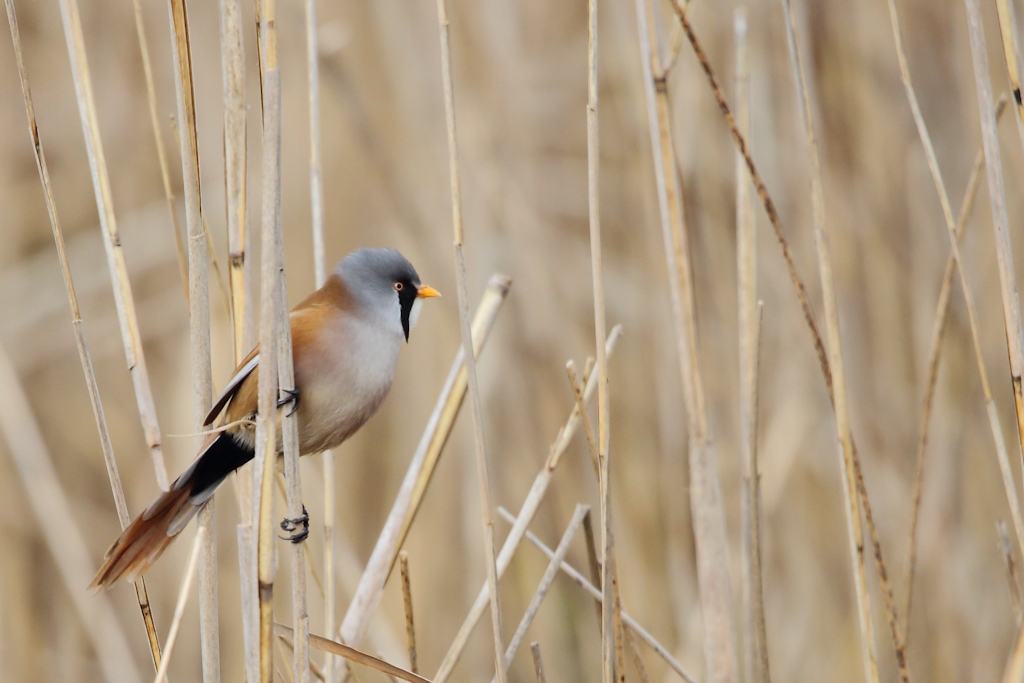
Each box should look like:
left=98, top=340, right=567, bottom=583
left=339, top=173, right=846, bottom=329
left=90, top=431, right=254, bottom=591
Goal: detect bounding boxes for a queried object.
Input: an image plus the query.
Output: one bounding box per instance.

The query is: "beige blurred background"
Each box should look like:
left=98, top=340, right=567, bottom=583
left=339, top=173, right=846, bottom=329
left=2, top=0, right=1024, bottom=681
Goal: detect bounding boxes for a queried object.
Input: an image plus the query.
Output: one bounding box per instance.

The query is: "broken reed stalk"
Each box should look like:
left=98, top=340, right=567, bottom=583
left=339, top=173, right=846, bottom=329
left=56, top=0, right=170, bottom=492
left=530, top=644, right=547, bottom=683
left=963, top=0, right=1024, bottom=551
left=276, top=624, right=430, bottom=683
left=432, top=327, right=623, bottom=683
left=129, top=0, right=188, bottom=304
left=256, top=0, right=283, bottom=679
left=4, top=1, right=165, bottom=670
left=635, top=1, right=738, bottom=679
left=497, top=507, right=698, bottom=683
left=0, top=342, right=141, bottom=683
left=434, top=0, right=507, bottom=680
left=779, top=1, right=881, bottom=679
left=399, top=553, right=418, bottom=674
left=153, top=529, right=206, bottom=683
left=336, top=276, right=510, bottom=680
left=166, top=2, right=220, bottom=681
left=734, top=10, right=769, bottom=683
left=584, top=3, right=625, bottom=681
left=491, top=505, right=590, bottom=681
left=886, top=0, right=1022, bottom=630
left=992, top=0, right=1024, bottom=155
left=999, top=521, right=1024, bottom=624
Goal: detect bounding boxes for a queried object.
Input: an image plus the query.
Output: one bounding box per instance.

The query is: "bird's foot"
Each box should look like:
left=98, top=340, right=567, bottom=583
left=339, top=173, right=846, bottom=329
left=280, top=505, right=309, bottom=543
left=277, top=387, right=300, bottom=417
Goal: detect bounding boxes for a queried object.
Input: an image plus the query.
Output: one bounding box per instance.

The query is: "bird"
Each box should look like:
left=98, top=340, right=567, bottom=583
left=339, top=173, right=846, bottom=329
left=90, top=248, right=440, bottom=590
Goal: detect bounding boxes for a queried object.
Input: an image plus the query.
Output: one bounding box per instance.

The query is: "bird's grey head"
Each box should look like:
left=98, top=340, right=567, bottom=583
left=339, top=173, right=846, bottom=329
left=335, top=248, right=436, bottom=341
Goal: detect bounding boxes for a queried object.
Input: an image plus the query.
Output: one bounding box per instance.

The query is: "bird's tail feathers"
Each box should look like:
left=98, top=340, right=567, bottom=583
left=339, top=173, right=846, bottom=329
left=89, top=432, right=254, bottom=591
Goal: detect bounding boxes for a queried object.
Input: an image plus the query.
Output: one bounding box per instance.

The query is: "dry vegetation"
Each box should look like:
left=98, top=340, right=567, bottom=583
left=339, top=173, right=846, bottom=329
left=1, top=0, right=1024, bottom=681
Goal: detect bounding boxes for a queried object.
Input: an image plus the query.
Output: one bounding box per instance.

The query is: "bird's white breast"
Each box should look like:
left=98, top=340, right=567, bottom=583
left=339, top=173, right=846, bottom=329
left=293, top=310, right=403, bottom=454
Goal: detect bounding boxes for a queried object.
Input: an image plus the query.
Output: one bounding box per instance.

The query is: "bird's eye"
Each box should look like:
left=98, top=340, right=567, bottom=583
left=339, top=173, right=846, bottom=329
left=394, top=282, right=404, bottom=291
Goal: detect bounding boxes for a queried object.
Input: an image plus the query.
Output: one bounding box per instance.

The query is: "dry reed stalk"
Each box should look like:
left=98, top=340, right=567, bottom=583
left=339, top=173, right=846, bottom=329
left=635, top=1, right=737, bottom=680
left=432, top=327, right=622, bottom=683
left=0, top=341, right=140, bottom=683
left=490, top=505, right=590, bottom=681
left=398, top=553, right=418, bottom=674
left=300, top=0, right=336, bottom=676
left=278, top=271, right=311, bottom=679
left=964, top=0, right=1024, bottom=528
left=336, top=276, right=510, bottom=680
left=992, top=0, right=1024, bottom=154
left=435, top=0, right=507, bottom=680
left=5, top=1, right=165, bottom=670
left=999, top=521, right=1023, bottom=624
left=166, top=2, right=220, bottom=680
left=779, top=1, right=880, bottom=679
left=667, top=9, right=909, bottom=676
left=56, top=0, right=170, bottom=492
left=129, top=0, right=188, bottom=304
left=530, top=644, right=547, bottom=683
left=276, top=624, right=431, bottom=683
left=734, top=11, right=769, bottom=683
left=152, top=529, right=205, bottom=683
left=885, top=0, right=1022, bottom=630
left=220, top=0, right=251, bottom=364
left=497, top=507, right=698, bottom=683
left=217, top=0, right=257, bottom=676
left=584, top=4, right=626, bottom=680
left=256, top=0, right=283, bottom=679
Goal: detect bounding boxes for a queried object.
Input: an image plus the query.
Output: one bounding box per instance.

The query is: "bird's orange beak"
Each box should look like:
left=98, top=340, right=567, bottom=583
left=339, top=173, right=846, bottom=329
left=416, top=285, right=441, bottom=299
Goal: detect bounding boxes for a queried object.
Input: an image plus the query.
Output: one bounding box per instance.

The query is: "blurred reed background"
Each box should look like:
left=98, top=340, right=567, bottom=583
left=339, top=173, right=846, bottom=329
left=1, top=0, right=1024, bottom=681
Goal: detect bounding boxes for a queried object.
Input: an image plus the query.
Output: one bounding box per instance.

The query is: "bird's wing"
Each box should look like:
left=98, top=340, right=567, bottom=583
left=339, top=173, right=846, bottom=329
left=204, top=346, right=260, bottom=426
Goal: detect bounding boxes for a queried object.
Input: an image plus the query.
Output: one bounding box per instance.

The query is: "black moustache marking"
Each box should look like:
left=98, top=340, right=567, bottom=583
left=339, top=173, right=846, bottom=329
left=398, top=279, right=417, bottom=341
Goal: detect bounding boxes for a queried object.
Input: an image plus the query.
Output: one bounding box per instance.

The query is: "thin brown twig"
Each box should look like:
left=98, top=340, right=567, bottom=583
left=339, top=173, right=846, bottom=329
left=4, top=1, right=165, bottom=670
left=399, top=553, right=418, bottom=675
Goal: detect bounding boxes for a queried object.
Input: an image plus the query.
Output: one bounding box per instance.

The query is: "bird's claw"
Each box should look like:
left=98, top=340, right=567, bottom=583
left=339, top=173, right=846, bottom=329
left=280, top=504, right=309, bottom=543
left=277, top=387, right=300, bottom=417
